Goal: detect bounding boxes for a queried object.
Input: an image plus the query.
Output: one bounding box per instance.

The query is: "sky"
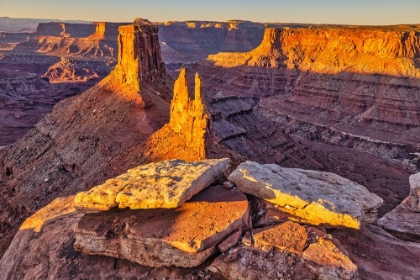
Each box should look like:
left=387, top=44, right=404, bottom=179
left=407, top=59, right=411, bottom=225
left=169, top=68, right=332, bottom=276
left=1, top=0, right=419, bottom=25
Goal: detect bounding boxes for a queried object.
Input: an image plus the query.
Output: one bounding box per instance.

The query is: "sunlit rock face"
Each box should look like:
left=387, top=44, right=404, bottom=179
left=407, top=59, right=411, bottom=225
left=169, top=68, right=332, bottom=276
left=74, top=158, right=229, bottom=211
left=209, top=221, right=357, bottom=280
left=229, top=161, right=383, bottom=229
left=146, top=67, right=210, bottom=161
left=209, top=27, right=420, bottom=77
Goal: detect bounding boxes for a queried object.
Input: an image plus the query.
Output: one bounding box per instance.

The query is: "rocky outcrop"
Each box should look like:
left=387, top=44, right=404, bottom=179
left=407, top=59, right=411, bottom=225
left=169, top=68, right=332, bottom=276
left=378, top=172, right=420, bottom=241
left=146, top=67, right=210, bottom=161
left=35, top=22, right=96, bottom=37
left=229, top=161, right=383, bottom=229
left=42, top=57, right=113, bottom=82
left=0, top=23, right=174, bottom=256
left=74, top=185, right=249, bottom=268
left=209, top=221, right=357, bottom=279
left=74, top=158, right=229, bottom=211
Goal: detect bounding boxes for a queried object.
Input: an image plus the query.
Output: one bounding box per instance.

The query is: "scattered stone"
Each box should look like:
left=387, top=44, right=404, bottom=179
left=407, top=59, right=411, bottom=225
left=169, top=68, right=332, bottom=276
left=217, top=229, right=242, bottom=253
left=303, top=237, right=357, bottom=279
left=378, top=172, right=420, bottom=241
left=74, top=158, right=230, bottom=212
left=222, top=180, right=236, bottom=189
left=74, top=185, right=250, bottom=268
left=229, top=161, right=383, bottom=229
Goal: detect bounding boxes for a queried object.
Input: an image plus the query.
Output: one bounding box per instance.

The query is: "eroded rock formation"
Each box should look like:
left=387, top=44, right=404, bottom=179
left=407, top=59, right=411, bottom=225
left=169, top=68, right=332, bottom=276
left=0, top=22, right=173, bottom=256
left=146, top=67, right=210, bottom=161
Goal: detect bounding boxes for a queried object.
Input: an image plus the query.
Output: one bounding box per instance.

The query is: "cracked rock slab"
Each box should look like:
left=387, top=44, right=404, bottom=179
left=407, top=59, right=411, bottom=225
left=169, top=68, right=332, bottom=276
left=228, top=161, right=383, bottom=229
left=74, top=158, right=230, bottom=212
left=74, top=185, right=249, bottom=268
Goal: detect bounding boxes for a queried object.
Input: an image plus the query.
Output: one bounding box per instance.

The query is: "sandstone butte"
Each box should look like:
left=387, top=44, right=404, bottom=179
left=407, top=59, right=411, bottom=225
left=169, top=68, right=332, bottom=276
left=74, top=158, right=229, bottom=211
left=228, top=161, right=383, bottom=229
left=208, top=27, right=420, bottom=78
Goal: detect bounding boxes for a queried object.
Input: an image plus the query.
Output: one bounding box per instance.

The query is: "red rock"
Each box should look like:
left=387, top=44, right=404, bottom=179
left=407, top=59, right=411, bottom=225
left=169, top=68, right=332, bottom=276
left=74, top=185, right=250, bottom=268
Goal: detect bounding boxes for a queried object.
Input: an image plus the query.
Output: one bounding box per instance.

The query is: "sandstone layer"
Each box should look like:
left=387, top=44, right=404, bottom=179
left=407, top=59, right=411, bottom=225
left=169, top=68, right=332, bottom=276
left=229, top=161, right=383, bottom=229
left=75, top=185, right=249, bottom=267
left=378, top=172, right=420, bottom=241
left=74, top=158, right=229, bottom=211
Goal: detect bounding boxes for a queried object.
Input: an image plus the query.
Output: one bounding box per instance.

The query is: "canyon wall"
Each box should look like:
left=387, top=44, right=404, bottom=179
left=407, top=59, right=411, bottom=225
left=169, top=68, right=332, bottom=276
left=194, top=26, right=420, bottom=216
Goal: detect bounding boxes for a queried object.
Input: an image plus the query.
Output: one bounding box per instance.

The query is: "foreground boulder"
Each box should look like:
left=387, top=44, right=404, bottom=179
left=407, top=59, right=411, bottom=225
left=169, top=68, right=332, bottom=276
left=229, top=161, right=383, bottom=229
left=74, top=158, right=229, bottom=212
left=74, top=185, right=250, bottom=267
left=378, top=172, right=420, bottom=241
left=0, top=196, right=225, bottom=280
left=208, top=221, right=357, bottom=279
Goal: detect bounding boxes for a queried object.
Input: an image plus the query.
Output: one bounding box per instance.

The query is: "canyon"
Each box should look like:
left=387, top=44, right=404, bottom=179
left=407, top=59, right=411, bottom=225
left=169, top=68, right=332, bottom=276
left=0, top=17, right=420, bottom=280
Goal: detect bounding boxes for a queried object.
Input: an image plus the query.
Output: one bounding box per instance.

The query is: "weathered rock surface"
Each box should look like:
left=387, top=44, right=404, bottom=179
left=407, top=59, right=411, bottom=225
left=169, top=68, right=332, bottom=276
left=0, top=195, right=225, bottom=280
left=209, top=221, right=357, bottom=280
left=0, top=23, right=173, bottom=256
left=378, top=172, right=420, bottom=241
left=229, top=161, right=383, bottom=229
left=75, top=185, right=250, bottom=267
left=146, top=67, right=210, bottom=161
left=74, top=158, right=229, bottom=211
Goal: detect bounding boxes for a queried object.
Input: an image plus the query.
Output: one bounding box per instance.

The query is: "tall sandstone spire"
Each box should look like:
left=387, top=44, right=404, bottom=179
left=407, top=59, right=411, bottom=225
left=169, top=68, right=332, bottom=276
left=106, top=23, right=166, bottom=95
left=147, top=67, right=209, bottom=161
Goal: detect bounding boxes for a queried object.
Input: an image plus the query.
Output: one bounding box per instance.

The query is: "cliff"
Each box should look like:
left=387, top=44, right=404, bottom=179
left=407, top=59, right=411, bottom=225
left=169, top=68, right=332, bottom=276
left=193, top=26, right=420, bottom=217
left=157, top=20, right=266, bottom=63
left=209, top=27, right=420, bottom=77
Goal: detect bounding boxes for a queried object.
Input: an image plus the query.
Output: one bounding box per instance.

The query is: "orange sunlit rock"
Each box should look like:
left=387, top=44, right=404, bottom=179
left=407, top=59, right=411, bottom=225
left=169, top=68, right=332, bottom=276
left=146, top=67, right=210, bottom=161
left=209, top=27, right=420, bottom=78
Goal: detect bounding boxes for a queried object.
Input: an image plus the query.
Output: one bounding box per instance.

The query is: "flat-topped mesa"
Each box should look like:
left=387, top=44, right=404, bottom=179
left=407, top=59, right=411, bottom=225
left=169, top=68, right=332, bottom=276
left=209, top=27, right=420, bottom=77
left=107, top=24, right=166, bottom=92
left=169, top=67, right=209, bottom=159
left=88, top=22, right=126, bottom=40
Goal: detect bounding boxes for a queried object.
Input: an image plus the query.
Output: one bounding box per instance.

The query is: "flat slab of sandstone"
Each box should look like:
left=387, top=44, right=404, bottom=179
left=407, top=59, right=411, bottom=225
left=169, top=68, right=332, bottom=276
left=74, top=158, right=229, bottom=211
left=228, top=161, right=383, bottom=229
left=74, top=185, right=249, bottom=268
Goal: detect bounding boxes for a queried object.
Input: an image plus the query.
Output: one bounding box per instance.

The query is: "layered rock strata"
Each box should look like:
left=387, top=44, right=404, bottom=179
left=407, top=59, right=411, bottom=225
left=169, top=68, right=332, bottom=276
left=74, top=158, right=229, bottom=211
left=229, top=161, right=383, bottom=229
left=378, top=172, right=420, bottom=241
